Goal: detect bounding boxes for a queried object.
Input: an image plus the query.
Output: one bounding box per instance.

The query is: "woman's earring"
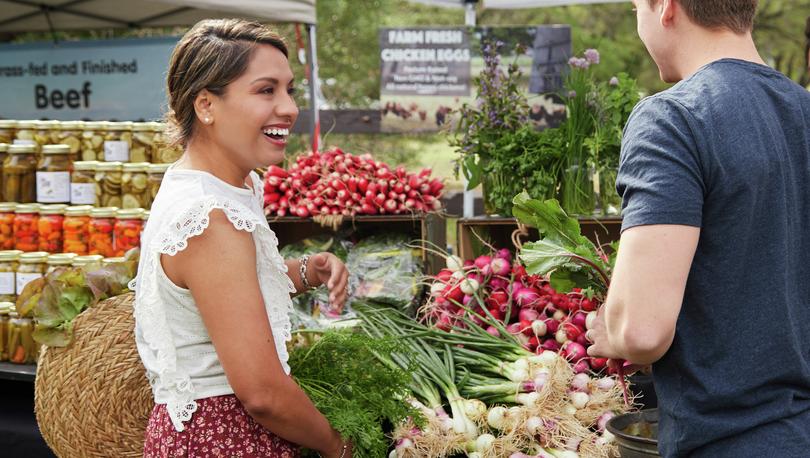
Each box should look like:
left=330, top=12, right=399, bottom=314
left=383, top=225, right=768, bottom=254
left=203, top=117, right=211, bottom=124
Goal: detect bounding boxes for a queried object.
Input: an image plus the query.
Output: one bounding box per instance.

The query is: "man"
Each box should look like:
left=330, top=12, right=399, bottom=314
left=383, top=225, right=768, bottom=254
left=586, top=1, right=810, bottom=457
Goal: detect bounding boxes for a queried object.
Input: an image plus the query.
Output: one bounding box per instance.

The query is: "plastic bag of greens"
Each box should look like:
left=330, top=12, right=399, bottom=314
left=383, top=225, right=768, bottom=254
left=346, top=233, right=423, bottom=314
left=280, top=235, right=355, bottom=329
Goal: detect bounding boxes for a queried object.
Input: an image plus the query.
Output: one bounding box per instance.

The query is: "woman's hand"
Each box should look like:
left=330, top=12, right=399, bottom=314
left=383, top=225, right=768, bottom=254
left=308, top=252, right=349, bottom=312
left=322, top=439, right=353, bottom=458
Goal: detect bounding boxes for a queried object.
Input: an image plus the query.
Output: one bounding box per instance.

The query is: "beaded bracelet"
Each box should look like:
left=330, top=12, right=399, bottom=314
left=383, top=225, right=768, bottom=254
left=299, top=254, right=314, bottom=290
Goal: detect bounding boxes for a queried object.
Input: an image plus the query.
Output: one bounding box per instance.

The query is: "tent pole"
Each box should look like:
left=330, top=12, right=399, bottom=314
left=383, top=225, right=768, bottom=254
left=462, top=0, right=477, bottom=218
left=306, top=23, right=321, bottom=153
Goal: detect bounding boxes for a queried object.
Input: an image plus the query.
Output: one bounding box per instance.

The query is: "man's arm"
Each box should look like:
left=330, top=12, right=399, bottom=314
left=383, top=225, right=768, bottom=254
left=588, top=224, right=699, bottom=365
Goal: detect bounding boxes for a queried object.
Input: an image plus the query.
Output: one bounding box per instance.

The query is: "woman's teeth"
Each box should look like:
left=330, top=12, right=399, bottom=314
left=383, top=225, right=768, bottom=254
left=263, top=127, right=289, bottom=138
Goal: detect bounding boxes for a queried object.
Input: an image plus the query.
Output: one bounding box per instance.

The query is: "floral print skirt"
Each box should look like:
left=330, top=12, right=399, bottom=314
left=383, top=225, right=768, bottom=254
left=144, top=394, right=300, bottom=457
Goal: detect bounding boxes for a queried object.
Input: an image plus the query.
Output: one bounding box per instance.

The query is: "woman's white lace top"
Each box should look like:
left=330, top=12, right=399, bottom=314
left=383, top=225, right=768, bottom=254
left=132, top=166, right=296, bottom=432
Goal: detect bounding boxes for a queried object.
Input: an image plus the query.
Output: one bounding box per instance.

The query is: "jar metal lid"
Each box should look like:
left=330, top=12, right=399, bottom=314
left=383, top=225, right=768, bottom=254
left=47, top=253, right=77, bottom=265
left=73, top=161, right=98, bottom=171
left=8, top=144, right=37, bottom=154
left=14, top=204, right=40, bottom=214
left=102, top=257, right=126, bottom=265
left=0, top=302, right=13, bottom=314
left=59, top=121, right=84, bottom=130
left=19, top=251, right=49, bottom=263
left=72, top=254, right=103, bottom=266
left=122, top=162, right=150, bottom=172
left=147, top=163, right=171, bottom=173
left=142, top=210, right=150, bottom=220
left=116, top=208, right=144, bottom=219
left=41, top=144, right=71, bottom=155
left=95, top=161, right=123, bottom=171
left=35, top=120, right=60, bottom=130
left=90, top=207, right=119, bottom=218
left=65, top=205, right=93, bottom=216
left=82, top=121, right=106, bottom=130
left=131, top=123, right=153, bottom=132
left=146, top=122, right=165, bottom=132
left=0, top=250, right=23, bottom=261
left=0, top=120, right=16, bottom=128
left=103, top=121, right=133, bottom=131
left=39, top=204, right=68, bottom=215
left=0, top=202, right=17, bottom=212
left=15, top=120, right=36, bottom=129
left=0, top=143, right=8, bottom=153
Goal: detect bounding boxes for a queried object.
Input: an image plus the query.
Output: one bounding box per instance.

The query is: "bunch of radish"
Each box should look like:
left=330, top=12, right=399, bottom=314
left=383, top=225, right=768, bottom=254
left=423, top=249, right=610, bottom=375
left=263, top=148, right=444, bottom=218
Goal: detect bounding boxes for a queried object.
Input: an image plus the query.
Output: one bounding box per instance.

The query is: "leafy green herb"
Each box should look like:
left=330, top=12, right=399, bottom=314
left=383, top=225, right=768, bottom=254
left=290, top=330, right=421, bottom=458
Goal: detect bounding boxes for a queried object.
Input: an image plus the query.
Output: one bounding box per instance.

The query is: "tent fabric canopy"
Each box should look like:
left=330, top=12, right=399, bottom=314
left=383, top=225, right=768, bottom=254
left=408, top=0, right=627, bottom=8
left=0, top=0, right=316, bottom=33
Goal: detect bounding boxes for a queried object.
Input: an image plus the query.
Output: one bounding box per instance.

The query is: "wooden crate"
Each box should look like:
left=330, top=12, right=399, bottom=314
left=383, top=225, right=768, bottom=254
left=456, top=216, right=622, bottom=260
left=268, top=214, right=447, bottom=275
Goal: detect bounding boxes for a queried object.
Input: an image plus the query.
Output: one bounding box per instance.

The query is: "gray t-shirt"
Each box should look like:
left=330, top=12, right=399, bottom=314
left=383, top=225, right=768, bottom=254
left=617, top=59, right=810, bottom=457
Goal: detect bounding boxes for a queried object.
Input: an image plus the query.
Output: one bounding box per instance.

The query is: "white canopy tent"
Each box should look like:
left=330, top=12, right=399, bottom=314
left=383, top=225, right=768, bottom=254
left=0, top=0, right=322, bottom=149
left=410, top=0, right=627, bottom=9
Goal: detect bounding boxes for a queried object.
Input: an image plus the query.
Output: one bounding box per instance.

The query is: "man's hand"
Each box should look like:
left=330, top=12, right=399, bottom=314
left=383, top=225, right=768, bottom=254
left=309, top=252, right=349, bottom=312
left=585, top=307, right=622, bottom=360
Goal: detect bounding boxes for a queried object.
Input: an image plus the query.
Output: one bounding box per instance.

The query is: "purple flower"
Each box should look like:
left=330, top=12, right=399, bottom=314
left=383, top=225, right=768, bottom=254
left=568, top=90, right=577, bottom=98
left=584, top=48, right=600, bottom=65
left=568, top=57, right=590, bottom=69
left=609, top=76, right=620, bottom=86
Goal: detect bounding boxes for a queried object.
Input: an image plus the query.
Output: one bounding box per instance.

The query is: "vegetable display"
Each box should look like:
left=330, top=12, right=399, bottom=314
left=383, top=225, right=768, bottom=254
left=263, top=148, right=444, bottom=219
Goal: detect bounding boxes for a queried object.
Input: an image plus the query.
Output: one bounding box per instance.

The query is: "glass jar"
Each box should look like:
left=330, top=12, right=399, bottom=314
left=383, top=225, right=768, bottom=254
left=0, top=203, right=15, bottom=250
left=56, top=121, right=83, bottom=161
left=70, top=161, right=98, bottom=205
left=63, top=205, right=92, bottom=255
left=38, top=204, right=67, bottom=253
left=0, top=251, right=21, bottom=303
left=72, top=254, right=103, bottom=271
left=0, top=120, right=15, bottom=144
left=34, top=120, right=60, bottom=154
left=7, top=311, right=36, bottom=364
left=46, top=253, right=77, bottom=274
left=114, top=208, right=144, bottom=256
left=16, top=251, right=47, bottom=296
left=96, top=161, right=123, bottom=207
left=36, top=144, right=72, bottom=204
left=89, top=207, right=117, bottom=257
left=146, top=163, right=170, bottom=209
left=131, top=123, right=154, bottom=163
left=152, top=123, right=182, bottom=163
left=80, top=121, right=105, bottom=161
left=13, top=121, right=37, bottom=147
left=0, top=143, right=7, bottom=197
left=0, top=303, right=10, bottom=361
left=121, top=162, right=149, bottom=209
left=4, top=144, right=38, bottom=203
left=102, top=121, right=133, bottom=162
left=102, top=257, right=126, bottom=267
left=13, top=204, right=40, bottom=252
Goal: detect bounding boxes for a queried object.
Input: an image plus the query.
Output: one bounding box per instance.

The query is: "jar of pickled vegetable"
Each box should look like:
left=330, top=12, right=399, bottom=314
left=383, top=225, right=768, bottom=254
left=36, top=144, right=72, bottom=204
left=72, top=254, right=103, bottom=271
left=7, top=311, right=36, bottom=364
left=38, top=204, right=67, bottom=253
left=4, top=144, right=38, bottom=203
left=63, top=205, right=92, bottom=255
left=102, top=257, right=126, bottom=267
left=0, top=120, right=15, bottom=144
left=46, top=253, right=77, bottom=274
left=16, top=251, right=47, bottom=296
left=114, top=208, right=143, bottom=256
left=0, top=251, right=21, bottom=303
left=96, top=161, right=123, bottom=207
left=81, top=122, right=105, bottom=161
left=89, top=207, right=117, bottom=257
left=146, top=163, right=169, bottom=209
left=13, top=204, right=40, bottom=252
left=0, top=303, right=10, bottom=361
left=70, top=161, right=98, bottom=206
left=0, top=203, right=15, bottom=250
left=131, top=123, right=154, bottom=163
left=56, top=121, right=83, bottom=161
left=102, top=122, right=133, bottom=162
left=34, top=120, right=60, bottom=153
left=0, top=143, right=7, bottom=197
left=151, top=123, right=182, bottom=163
left=13, top=121, right=37, bottom=147
left=122, top=162, right=149, bottom=209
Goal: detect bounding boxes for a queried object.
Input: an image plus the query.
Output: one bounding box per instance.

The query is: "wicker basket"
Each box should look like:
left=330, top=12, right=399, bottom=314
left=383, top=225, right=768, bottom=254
left=34, top=292, right=154, bottom=458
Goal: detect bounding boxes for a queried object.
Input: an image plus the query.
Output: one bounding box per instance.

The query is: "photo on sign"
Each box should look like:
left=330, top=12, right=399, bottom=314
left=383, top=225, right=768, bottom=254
left=380, top=26, right=571, bottom=133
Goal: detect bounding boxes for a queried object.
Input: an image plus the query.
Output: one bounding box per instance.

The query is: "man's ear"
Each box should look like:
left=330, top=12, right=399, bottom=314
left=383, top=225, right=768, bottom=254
left=659, top=0, right=677, bottom=28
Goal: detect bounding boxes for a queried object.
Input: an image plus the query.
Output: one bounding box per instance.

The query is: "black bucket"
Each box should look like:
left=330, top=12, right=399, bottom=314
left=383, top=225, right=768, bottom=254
left=606, top=409, right=660, bottom=457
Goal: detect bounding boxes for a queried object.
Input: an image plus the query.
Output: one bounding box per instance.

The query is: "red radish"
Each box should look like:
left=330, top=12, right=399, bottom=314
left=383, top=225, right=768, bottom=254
left=562, top=341, right=587, bottom=362
left=575, top=333, right=589, bottom=347
left=489, top=277, right=509, bottom=290
left=581, top=298, right=596, bottom=312
left=485, top=290, right=509, bottom=309
left=435, top=269, right=453, bottom=283
left=527, top=336, right=540, bottom=351
left=571, top=373, right=591, bottom=392
left=495, top=248, right=511, bottom=260
left=590, top=357, right=608, bottom=371
left=444, top=284, right=464, bottom=304
left=553, top=309, right=566, bottom=321
left=506, top=322, right=523, bottom=335
left=571, top=312, right=587, bottom=329
left=541, top=339, right=561, bottom=352
left=563, top=323, right=584, bottom=341
left=474, top=255, right=492, bottom=271
left=555, top=328, right=569, bottom=344
left=544, top=318, right=560, bottom=334
left=531, top=320, right=547, bottom=337
left=515, top=287, right=541, bottom=308
left=488, top=307, right=505, bottom=321
left=518, top=308, right=540, bottom=323
left=266, top=165, right=288, bottom=178
left=486, top=326, right=500, bottom=337
left=489, top=257, right=511, bottom=276
left=519, top=319, right=534, bottom=336
left=572, top=359, right=591, bottom=374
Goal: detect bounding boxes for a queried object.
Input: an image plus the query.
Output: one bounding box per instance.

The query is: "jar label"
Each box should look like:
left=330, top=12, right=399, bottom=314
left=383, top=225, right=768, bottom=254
left=36, top=171, right=71, bottom=203
left=71, top=182, right=97, bottom=205
left=17, top=272, right=41, bottom=295
left=0, top=272, right=14, bottom=295
left=13, top=139, right=36, bottom=146
left=104, top=140, right=130, bottom=161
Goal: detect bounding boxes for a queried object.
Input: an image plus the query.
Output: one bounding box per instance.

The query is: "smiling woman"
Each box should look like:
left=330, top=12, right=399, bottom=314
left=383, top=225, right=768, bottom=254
left=134, top=18, right=353, bottom=458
